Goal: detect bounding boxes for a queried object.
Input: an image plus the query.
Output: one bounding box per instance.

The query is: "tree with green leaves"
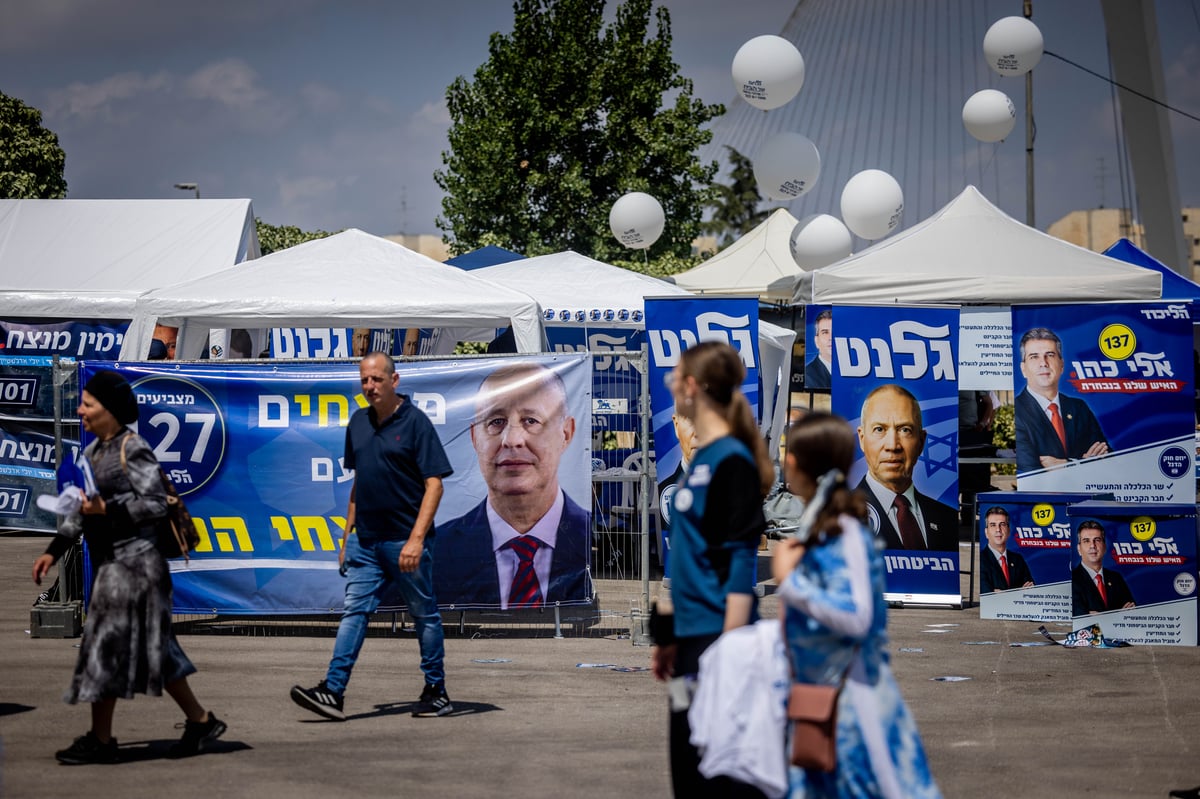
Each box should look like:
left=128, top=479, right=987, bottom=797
left=255, top=219, right=333, bottom=255
left=703, top=145, right=767, bottom=248
left=435, top=0, right=723, bottom=264
left=0, top=92, right=67, bottom=199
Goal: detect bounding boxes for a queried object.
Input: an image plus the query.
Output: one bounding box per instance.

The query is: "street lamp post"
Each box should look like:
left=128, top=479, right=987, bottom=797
left=173, top=182, right=200, bottom=199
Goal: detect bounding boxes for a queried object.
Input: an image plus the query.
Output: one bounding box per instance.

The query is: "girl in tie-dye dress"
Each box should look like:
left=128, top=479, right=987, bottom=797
left=773, top=413, right=941, bottom=799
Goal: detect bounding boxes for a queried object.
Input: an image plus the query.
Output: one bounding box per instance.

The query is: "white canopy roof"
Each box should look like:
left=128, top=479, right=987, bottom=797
left=120, top=229, right=546, bottom=359
left=473, top=250, right=797, bottom=456
left=0, top=199, right=259, bottom=319
left=793, top=186, right=1162, bottom=305
left=666, top=208, right=803, bottom=303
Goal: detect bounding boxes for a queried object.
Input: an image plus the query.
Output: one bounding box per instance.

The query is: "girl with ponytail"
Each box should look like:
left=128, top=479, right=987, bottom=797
left=649, top=341, right=771, bottom=796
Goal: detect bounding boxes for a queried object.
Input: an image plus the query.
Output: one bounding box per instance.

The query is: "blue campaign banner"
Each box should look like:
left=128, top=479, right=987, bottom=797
left=80, top=354, right=593, bottom=614
left=802, top=305, right=832, bottom=391
left=1066, top=500, right=1197, bottom=645
left=645, top=297, right=760, bottom=572
left=548, top=327, right=643, bottom=434
left=831, top=305, right=960, bottom=600
left=976, top=491, right=1098, bottom=622
left=1, top=319, right=128, bottom=360
left=1, top=356, right=80, bottom=529
left=1012, top=303, right=1194, bottom=500
left=269, top=328, right=398, bottom=359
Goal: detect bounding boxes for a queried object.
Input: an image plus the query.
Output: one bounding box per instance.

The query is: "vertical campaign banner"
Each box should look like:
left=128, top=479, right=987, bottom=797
left=645, top=297, right=760, bottom=571
left=831, top=305, right=961, bottom=602
left=976, top=491, right=1096, bottom=622
left=0, top=356, right=80, bottom=532
left=80, top=354, right=592, bottom=614
left=1013, top=303, right=1194, bottom=500
left=1066, top=500, right=1197, bottom=646
left=802, top=305, right=832, bottom=391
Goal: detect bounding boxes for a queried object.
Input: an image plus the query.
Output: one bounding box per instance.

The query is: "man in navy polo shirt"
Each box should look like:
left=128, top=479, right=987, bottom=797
left=291, top=352, right=454, bottom=720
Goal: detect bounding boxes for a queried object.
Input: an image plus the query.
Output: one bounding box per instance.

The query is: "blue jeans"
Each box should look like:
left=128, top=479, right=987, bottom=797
left=325, top=535, right=445, bottom=695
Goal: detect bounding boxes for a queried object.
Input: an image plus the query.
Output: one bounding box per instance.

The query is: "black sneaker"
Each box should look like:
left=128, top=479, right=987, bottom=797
left=167, top=712, right=227, bottom=758
left=412, top=683, right=453, bottom=717
left=55, top=731, right=118, bottom=765
left=290, top=681, right=345, bottom=721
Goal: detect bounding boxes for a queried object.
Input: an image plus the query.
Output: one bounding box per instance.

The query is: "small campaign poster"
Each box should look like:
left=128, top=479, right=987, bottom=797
left=976, top=491, right=1096, bottom=622
left=1066, top=500, right=1197, bottom=646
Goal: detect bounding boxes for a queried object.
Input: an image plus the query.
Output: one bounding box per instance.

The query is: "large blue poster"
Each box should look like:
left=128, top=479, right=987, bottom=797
left=1066, top=500, right=1197, bottom=646
left=1012, top=303, right=1194, bottom=500
left=645, top=297, right=760, bottom=571
left=831, top=305, right=961, bottom=602
left=79, top=355, right=593, bottom=614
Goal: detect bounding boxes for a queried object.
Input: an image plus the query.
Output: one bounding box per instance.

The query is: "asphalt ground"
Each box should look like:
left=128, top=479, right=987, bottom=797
left=2, top=530, right=1199, bottom=799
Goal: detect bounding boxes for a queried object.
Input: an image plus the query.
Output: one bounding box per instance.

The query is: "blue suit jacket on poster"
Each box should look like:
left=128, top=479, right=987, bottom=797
left=433, top=490, right=591, bottom=608
left=803, top=357, right=831, bottom=390
left=979, top=547, right=1034, bottom=593
left=1014, top=388, right=1109, bottom=474
left=857, top=477, right=959, bottom=552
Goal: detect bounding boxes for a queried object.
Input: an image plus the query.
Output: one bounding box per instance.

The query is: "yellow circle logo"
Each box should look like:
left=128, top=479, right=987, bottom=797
left=1130, top=516, right=1156, bottom=541
left=1098, top=324, right=1136, bottom=360
left=1031, top=503, right=1055, bottom=526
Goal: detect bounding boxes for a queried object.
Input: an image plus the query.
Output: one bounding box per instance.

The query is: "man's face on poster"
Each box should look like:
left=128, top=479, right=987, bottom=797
left=672, top=412, right=698, bottom=464
left=1077, top=525, right=1107, bottom=571
left=1020, top=338, right=1064, bottom=398
left=985, top=512, right=1011, bottom=550
left=815, top=316, right=832, bottom=361
left=471, top=369, right=575, bottom=500
left=857, top=387, right=926, bottom=494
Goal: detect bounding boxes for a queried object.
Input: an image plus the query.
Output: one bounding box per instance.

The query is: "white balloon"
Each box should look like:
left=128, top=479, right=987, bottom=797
left=789, top=214, right=853, bottom=269
left=840, top=170, right=904, bottom=241
left=983, top=16, right=1044, bottom=76
left=752, top=133, right=821, bottom=201
left=609, top=192, right=665, bottom=249
left=731, top=35, right=805, bottom=111
left=962, top=89, right=1016, bottom=142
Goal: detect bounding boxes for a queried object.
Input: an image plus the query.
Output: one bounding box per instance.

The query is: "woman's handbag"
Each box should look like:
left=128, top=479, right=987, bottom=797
left=119, top=434, right=201, bottom=560
left=786, top=679, right=843, bottom=771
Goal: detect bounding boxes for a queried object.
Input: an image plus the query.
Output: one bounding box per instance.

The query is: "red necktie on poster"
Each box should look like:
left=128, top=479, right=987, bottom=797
left=1095, top=572, right=1108, bottom=605
left=507, top=535, right=544, bottom=608
left=1000, top=554, right=1010, bottom=586
left=892, top=495, right=926, bottom=550
left=1048, top=402, right=1068, bottom=452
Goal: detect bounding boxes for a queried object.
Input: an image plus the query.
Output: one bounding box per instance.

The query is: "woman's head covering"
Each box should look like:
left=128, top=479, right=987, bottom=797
left=83, top=370, right=140, bottom=425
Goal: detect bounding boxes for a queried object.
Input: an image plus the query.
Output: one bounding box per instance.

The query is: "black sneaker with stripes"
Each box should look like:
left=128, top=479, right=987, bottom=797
left=412, top=683, right=453, bottom=717
left=290, top=680, right=345, bottom=721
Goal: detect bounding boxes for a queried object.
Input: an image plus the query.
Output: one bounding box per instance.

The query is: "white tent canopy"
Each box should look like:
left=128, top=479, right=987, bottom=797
left=666, top=208, right=804, bottom=303
left=793, top=186, right=1163, bottom=304
left=473, top=250, right=797, bottom=457
left=0, top=199, right=259, bottom=319
left=120, top=229, right=546, bottom=359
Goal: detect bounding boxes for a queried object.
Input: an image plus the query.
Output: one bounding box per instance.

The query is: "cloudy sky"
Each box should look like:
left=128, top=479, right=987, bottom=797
left=2, top=0, right=1197, bottom=242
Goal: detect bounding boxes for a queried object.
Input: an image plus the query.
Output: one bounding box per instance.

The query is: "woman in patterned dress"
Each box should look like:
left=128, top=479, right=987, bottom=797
left=773, top=413, right=941, bottom=799
left=32, top=370, right=226, bottom=764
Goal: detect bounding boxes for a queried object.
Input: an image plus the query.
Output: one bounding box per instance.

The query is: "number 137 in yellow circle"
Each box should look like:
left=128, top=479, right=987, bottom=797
left=1098, top=324, right=1136, bottom=359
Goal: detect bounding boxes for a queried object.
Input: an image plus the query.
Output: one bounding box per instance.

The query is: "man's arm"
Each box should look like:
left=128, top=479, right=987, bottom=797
left=399, top=475, right=444, bottom=573
left=340, top=480, right=356, bottom=572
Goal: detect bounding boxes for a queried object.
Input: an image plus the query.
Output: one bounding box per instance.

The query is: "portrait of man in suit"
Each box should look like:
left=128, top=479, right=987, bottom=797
left=1071, top=520, right=1135, bottom=616
left=979, top=506, right=1034, bottom=593
left=856, top=383, right=959, bottom=551
left=803, top=309, right=832, bottom=390
left=656, top=410, right=698, bottom=527
left=435, top=361, right=590, bottom=608
left=1014, top=327, right=1109, bottom=474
